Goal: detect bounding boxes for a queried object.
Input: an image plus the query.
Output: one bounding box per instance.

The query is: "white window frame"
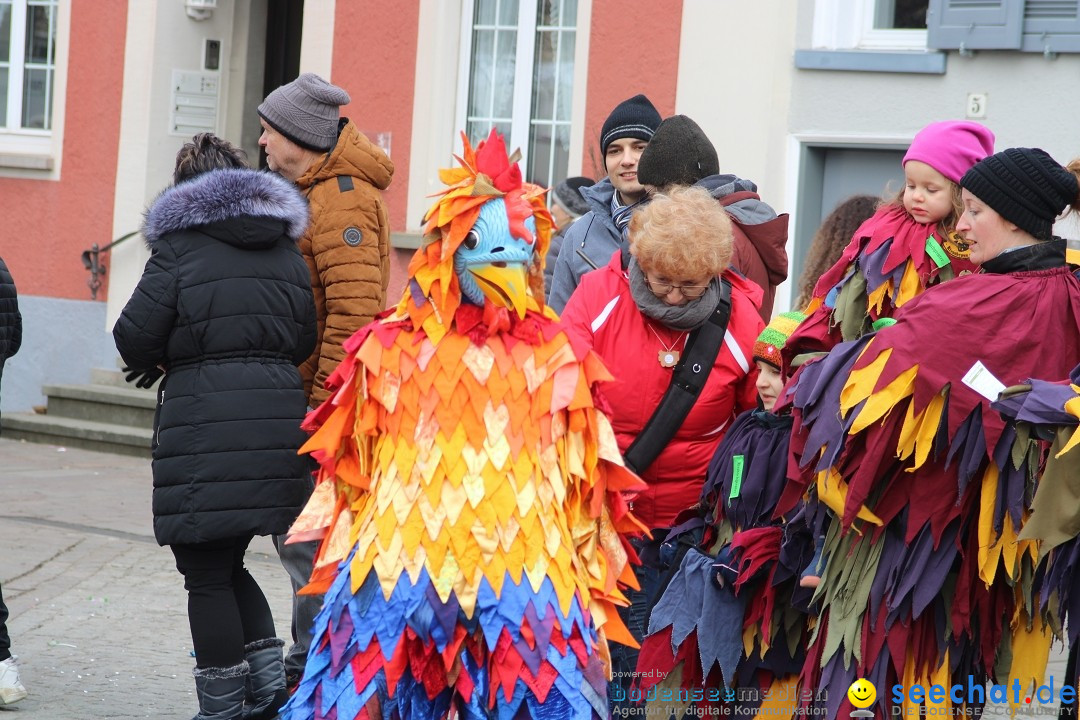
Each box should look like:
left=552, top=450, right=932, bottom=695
left=456, top=0, right=539, bottom=171
left=454, top=0, right=587, bottom=187
left=812, top=0, right=928, bottom=50
left=0, top=0, right=67, bottom=174
left=528, top=5, right=576, bottom=188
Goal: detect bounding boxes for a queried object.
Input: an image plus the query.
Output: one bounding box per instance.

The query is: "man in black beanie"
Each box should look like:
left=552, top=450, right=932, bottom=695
left=257, top=72, right=395, bottom=691
left=637, top=115, right=789, bottom=321
left=547, top=94, right=661, bottom=312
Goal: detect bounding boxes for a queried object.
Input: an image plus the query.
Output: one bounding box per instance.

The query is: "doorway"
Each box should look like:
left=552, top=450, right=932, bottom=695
left=257, top=0, right=304, bottom=168
left=792, top=143, right=906, bottom=292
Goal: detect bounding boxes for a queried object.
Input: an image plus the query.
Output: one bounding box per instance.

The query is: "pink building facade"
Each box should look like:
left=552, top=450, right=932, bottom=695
left=1, top=0, right=685, bottom=412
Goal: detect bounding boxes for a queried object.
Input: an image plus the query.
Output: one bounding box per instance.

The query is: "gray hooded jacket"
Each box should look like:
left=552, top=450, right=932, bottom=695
left=546, top=178, right=621, bottom=313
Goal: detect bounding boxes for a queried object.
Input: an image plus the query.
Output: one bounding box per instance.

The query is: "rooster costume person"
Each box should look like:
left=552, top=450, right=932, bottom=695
left=281, top=131, right=646, bottom=720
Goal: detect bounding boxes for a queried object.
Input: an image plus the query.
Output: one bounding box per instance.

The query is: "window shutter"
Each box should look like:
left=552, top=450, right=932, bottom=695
left=926, top=0, right=1024, bottom=50
left=1022, top=0, right=1080, bottom=52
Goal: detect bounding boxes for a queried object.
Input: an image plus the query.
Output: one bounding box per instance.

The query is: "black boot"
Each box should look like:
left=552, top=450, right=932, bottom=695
left=243, top=639, right=288, bottom=720
left=192, top=661, right=248, bottom=720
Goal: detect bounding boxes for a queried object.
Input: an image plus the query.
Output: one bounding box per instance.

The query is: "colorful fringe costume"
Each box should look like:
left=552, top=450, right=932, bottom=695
left=784, top=205, right=976, bottom=367
left=782, top=244, right=1080, bottom=718
left=635, top=409, right=815, bottom=714
left=994, top=365, right=1080, bottom=659
left=281, top=132, right=646, bottom=720
left=635, top=312, right=814, bottom=716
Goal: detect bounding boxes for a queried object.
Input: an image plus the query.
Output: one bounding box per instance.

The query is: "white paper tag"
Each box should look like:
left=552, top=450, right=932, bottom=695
left=962, top=361, right=1006, bottom=402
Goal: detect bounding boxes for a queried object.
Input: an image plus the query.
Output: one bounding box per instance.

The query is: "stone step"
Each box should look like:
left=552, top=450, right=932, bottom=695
left=42, top=383, right=157, bottom=427
left=89, top=367, right=161, bottom=390
left=0, top=413, right=153, bottom=458
left=91, top=367, right=129, bottom=388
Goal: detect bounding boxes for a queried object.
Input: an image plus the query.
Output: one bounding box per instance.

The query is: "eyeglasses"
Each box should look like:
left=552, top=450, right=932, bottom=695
left=645, top=276, right=711, bottom=299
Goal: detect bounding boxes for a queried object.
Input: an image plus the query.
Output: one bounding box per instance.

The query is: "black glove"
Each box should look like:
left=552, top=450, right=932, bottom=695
left=122, top=366, right=164, bottom=389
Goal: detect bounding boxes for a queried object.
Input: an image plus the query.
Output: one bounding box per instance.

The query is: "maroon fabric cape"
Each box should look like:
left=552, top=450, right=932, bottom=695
left=783, top=263, right=1080, bottom=716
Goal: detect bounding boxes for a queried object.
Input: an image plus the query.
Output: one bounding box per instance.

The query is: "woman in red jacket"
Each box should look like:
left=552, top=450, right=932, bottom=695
left=560, top=185, right=764, bottom=704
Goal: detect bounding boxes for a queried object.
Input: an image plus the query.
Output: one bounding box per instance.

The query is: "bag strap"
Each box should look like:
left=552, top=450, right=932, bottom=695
left=623, top=278, right=734, bottom=475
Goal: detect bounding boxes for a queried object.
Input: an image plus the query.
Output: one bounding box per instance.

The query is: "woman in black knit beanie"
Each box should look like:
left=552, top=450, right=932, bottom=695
left=780, top=147, right=1080, bottom=717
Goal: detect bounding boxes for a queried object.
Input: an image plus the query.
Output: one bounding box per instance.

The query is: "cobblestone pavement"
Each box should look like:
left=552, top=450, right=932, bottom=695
left=0, top=438, right=291, bottom=719
left=0, top=438, right=1072, bottom=719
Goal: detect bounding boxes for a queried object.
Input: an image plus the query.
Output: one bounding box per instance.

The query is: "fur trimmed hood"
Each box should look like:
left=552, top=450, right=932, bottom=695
left=142, top=168, right=309, bottom=245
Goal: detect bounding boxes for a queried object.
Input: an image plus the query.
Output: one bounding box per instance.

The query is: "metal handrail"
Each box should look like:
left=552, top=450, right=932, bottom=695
left=81, top=231, right=139, bottom=300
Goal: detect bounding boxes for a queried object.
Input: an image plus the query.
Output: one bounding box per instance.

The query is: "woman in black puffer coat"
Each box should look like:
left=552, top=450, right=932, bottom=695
left=0, top=255, right=26, bottom=706
left=113, top=134, right=316, bottom=720
left=0, top=255, right=21, bottom=395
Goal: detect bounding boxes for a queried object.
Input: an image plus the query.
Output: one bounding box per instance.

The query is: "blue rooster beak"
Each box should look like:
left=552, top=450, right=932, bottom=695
left=468, top=261, right=529, bottom=319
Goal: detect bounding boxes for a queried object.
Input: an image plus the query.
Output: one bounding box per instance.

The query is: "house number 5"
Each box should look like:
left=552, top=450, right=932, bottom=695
left=966, top=93, right=988, bottom=119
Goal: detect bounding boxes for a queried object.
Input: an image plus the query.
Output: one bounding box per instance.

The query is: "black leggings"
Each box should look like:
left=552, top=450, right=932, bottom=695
left=171, top=535, right=276, bottom=669
left=0, top=581, right=11, bottom=662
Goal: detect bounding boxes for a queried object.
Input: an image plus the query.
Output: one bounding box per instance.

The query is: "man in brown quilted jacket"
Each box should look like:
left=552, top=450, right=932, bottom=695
left=258, top=72, right=394, bottom=688
left=258, top=72, right=394, bottom=407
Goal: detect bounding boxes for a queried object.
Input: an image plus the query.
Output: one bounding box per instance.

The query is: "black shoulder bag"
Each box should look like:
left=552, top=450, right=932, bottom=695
left=622, top=277, right=734, bottom=476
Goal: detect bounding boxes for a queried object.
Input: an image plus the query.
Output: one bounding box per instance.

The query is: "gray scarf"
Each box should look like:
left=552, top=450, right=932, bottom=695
left=628, top=258, right=721, bottom=331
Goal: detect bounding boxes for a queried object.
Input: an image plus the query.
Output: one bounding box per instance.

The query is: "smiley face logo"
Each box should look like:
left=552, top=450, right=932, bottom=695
left=847, top=678, right=876, bottom=709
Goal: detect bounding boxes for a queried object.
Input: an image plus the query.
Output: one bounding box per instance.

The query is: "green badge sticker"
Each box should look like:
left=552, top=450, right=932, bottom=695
left=872, top=317, right=897, bottom=331
left=925, top=235, right=950, bottom=269
left=729, top=455, right=745, bottom=501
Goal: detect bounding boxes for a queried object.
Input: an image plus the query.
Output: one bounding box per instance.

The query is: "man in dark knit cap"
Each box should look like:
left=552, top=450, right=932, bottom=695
left=638, top=115, right=789, bottom=321
left=257, top=71, right=395, bottom=690
left=547, top=94, right=661, bottom=312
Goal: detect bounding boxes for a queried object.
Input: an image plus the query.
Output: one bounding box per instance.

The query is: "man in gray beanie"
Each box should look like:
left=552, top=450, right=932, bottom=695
left=257, top=71, right=395, bottom=690
left=543, top=176, right=593, bottom=295
left=547, top=94, right=661, bottom=312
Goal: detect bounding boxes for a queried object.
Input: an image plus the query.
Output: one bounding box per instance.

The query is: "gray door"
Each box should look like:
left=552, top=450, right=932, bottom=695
left=821, top=147, right=904, bottom=216
left=792, top=145, right=905, bottom=307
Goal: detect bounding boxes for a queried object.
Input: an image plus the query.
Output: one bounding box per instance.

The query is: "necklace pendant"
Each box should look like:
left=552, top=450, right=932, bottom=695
left=658, top=349, right=680, bottom=368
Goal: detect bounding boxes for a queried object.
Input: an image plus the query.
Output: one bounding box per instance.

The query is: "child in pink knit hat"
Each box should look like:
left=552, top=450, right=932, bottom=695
left=782, top=120, right=995, bottom=371
left=902, top=120, right=996, bottom=185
